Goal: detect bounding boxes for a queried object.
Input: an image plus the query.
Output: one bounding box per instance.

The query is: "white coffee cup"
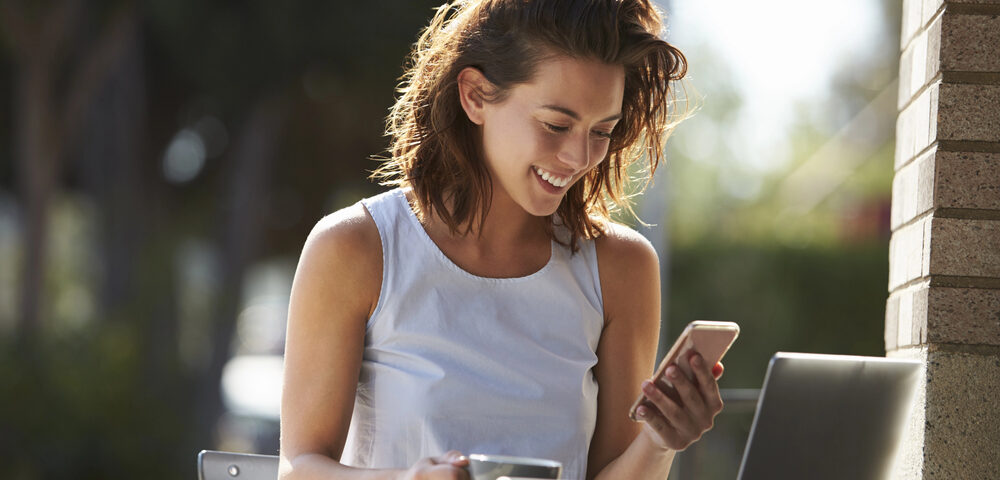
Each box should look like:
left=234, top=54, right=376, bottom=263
left=466, top=454, right=562, bottom=480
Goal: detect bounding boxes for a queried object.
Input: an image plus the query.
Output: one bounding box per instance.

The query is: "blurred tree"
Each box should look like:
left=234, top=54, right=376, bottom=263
left=1, top=0, right=137, bottom=350
left=1, top=0, right=440, bottom=477
left=656, top=0, right=901, bottom=385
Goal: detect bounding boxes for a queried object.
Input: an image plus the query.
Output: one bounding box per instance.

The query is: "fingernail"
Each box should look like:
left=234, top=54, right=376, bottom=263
left=692, top=354, right=703, bottom=366
left=667, top=366, right=678, bottom=378
left=641, top=380, right=653, bottom=392
left=637, top=406, right=648, bottom=417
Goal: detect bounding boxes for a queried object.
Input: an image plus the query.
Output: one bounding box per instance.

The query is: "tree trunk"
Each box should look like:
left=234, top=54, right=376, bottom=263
left=14, top=62, right=58, bottom=350
left=194, top=94, right=288, bottom=450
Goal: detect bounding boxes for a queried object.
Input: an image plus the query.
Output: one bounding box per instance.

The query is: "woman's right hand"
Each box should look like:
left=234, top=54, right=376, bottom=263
left=399, top=451, right=470, bottom=480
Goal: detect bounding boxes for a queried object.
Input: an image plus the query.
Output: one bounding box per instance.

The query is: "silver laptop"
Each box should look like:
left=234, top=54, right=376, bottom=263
left=737, top=352, right=921, bottom=480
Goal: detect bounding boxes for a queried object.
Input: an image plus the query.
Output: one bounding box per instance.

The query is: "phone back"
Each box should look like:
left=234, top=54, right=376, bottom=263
left=672, top=323, right=739, bottom=380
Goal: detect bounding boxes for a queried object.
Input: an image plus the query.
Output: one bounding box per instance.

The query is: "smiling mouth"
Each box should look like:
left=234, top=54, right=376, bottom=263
left=533, top=166, right=571, bottom=188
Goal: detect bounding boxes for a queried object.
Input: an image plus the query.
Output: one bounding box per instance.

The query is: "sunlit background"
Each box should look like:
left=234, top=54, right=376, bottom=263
left=0, top=0, right=899, bottom=478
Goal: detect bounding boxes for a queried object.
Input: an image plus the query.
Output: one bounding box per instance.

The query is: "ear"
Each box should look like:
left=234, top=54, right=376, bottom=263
left=457, top=67, right=492, bottom=125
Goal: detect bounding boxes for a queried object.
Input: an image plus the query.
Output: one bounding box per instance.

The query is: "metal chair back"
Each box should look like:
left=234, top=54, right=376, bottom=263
left=198, top=450, right=279, bottom=480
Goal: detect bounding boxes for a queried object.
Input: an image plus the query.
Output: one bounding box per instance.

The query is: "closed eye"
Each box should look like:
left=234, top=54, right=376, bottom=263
left=543, top=122, right=570, bottom=133
left=592, top=130, right=612, bottom=139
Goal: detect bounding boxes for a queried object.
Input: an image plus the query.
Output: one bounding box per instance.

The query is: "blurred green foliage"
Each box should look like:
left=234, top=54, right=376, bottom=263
left=667, top=240, right=888, bottom=389
left=0, top=329, right=195, bottom=479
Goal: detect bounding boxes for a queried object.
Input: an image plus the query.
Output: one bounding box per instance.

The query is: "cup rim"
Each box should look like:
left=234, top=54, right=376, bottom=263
left=467, top=454, right=562, bottom=468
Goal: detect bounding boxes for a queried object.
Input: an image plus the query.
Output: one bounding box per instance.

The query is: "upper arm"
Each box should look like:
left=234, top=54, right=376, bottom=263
left=279, top=202, right=382, bottom=466
left=587, top=224, right=661, bottom=478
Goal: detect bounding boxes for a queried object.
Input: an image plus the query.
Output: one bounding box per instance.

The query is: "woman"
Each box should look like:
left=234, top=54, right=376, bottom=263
left=279, top=1, right=724, bottom=478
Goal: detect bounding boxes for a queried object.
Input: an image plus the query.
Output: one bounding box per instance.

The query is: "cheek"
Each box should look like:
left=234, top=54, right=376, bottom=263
left=590, top=140, right=611, bottom=166
left=484, top=118, right=547, bottom=164
left=535, top=129, right=562, bottom=154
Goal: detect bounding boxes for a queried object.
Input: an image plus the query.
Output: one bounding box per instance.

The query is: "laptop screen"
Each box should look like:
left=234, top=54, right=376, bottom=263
left=737, top=352, right=921, bottom=480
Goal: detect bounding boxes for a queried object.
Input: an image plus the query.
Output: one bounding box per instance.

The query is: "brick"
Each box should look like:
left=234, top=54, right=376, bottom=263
left=924, top=0, right=945, bottom=27
left=903, top=0, right=925, bottom=50
left=886, top=295, right=901, bottom=351
left=892, top=148, right=938, bottom=229
left=891, top=161, right=909, bottom=228
left=900, top=290, right=915, bottom=347
left=896, top=96, right=915, bottom=168
left=928, top=217, right=1000, bottom=277
left=941, top=13, right=1000, bottom=72
left=927, top=286, right=1000, bottom=345
left=895, top=83, right=938, bottom=169
left=928, top=83, right=939, bottom=150
left=925, top=14, right=943, bottom=85
left=898, top=15, right=943, bottom=110
left=888, top=284, right=932, bottom=349
left=912, top=29, right=930, bottom=100
left=889, top=216, right=933, bottom=290
left=923, top=349, right=1000, bottom=479
left=893, top=149, right=1000, bottom=229
left=886, top=346, right=928, bottom=479
left=899, top=40, right=916, bottom=109
left=938, top=83, right=1000, bottom=142
left=917, top=150, right=938, bottom=214
left=935, top=151, right=1000, bottom=210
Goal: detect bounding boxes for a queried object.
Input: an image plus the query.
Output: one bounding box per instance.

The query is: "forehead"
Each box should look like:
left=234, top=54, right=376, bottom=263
left=510, top=55, right=625, bottom=118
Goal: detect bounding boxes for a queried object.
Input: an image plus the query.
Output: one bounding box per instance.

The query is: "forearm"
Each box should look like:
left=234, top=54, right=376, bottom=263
left=280, top=453, right=403, bottom=480
left=590, top=431, right=676, bottom=480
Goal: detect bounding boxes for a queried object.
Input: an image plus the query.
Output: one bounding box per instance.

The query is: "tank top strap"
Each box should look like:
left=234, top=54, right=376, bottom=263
left=359, top=188, right=414, bottom=329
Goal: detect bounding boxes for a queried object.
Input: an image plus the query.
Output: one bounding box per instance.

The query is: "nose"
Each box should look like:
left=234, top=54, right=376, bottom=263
left=556, top=131, right=590, bottom=171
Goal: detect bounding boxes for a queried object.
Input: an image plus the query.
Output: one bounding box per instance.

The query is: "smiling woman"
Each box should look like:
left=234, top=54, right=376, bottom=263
left=373, top=0, right=694, bottom=252
left=279, top=2, right=717, bottom=480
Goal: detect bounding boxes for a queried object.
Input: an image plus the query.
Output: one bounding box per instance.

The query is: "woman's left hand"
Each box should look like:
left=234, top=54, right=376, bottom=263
left=634, top=353, right=725, bottom=451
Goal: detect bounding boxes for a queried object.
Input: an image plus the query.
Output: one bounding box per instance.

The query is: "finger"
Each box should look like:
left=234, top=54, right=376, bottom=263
left=433, top=450, right=465, bottom=465
left=636, top=404, right=681, bottom=441
left=636, top=406, right=691, bottom=451
left=444, top=450, right=468, bottom=466
left=688, top=352, right=715, bottom=382
left=689, top=355, right=724, bottom=415
left=430, top=463, right=470, bottom=480
left=713, top=361, right=725, bottom=379
left=641, top=379, right=698, bottom=436
left=667, top=364, right=707, bottom=417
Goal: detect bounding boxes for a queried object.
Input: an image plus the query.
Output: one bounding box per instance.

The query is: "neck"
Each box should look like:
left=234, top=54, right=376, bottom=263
left=475, top=188, right=548, bottom=247
left=415, top=187, right=550, bottom=253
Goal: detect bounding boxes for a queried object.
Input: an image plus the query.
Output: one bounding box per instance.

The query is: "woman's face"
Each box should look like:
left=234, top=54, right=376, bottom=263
left=476, top=55, right=625, bottom=217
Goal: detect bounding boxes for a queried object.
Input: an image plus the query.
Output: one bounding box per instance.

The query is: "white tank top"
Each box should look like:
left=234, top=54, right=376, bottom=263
left=341, top=188, right=604, bottom=479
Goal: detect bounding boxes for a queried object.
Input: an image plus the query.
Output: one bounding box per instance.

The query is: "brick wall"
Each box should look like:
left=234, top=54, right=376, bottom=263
left=887, top=0, right=1000, bottom=478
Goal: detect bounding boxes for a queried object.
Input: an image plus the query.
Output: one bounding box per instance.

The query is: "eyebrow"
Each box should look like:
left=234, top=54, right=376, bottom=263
left=541, top=104, right=622, bottom=123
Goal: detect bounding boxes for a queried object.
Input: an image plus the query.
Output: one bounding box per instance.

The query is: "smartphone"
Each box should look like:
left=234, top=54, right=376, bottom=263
left=628, top=320, right=740, bottom=421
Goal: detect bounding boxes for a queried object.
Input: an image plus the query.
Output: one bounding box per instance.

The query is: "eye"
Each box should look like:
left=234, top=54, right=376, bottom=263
left=591, top=130, right=613, bottom=139
left=543, top=122, right=570, bottom=133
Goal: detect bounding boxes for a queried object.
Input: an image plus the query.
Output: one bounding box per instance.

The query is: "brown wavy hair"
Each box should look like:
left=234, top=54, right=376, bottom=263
left=372, top=0, right=692, bottom=251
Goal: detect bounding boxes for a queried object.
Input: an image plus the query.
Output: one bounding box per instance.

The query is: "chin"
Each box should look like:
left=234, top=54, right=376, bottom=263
left=522, top=199, right=562, bottom=218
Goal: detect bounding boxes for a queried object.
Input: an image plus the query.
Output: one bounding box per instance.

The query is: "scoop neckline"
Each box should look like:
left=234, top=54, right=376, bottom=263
left=395, top=188, right=556, bottom=283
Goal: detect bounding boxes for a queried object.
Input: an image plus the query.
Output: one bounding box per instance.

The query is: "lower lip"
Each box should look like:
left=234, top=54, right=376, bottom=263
left=533, top=169, right=567, bottom=194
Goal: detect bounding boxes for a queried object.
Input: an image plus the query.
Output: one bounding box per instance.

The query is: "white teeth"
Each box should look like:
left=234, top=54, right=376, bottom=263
left=534, top=166, right=570, bottom=188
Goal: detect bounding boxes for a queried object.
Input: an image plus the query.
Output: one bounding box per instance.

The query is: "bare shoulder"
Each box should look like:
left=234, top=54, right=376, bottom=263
left=294, top=200, right=382, bottom=318
left=594, top=222, right=660, bottom=279
left=305, top=201, right=380, bottom=257
left=593, top=222, right=660, bottom=327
